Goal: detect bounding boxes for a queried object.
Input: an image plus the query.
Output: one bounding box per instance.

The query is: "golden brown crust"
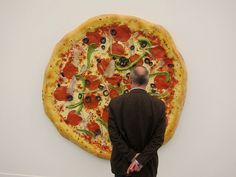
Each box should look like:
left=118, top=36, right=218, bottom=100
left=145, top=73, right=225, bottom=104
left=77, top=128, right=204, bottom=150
left=42, top=14, right=187, bottom=159
left=156, top=25, right=187, bottom=143
left=42, top=16, right=112, bottom=159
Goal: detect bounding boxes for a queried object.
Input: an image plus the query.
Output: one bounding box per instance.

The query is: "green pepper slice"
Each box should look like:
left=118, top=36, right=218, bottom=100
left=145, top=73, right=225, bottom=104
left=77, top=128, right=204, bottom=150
left=149, top=71, right=170, bottom=82
left=76, top=104, right=83, bottom=114
left=109, top=53, right=127, bottom=59
left=66, top=100, right=83, bottom=109
left=115, top=52, right=147, bottom=71
left=138, top=38, right=152, bottom=48
left=77, top=128, right=95, bottom=138
left=87, top=43, right=97, bottom=69
left=148, top=90, right=169, bottom=99
left=96, top=118, right=108, bottom=129
left=108, top=83, right=125, bottom=95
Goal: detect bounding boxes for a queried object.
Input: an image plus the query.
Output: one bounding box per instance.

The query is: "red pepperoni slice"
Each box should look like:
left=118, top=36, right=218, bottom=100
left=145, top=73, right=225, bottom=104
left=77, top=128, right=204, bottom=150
left=168, top=68, right=174, bottom=76
left=63, top=62, right=78, bottom=79
left=86, top=31, right=101, bottom=46
left=87, top=120, right=100, bottom=132
left=123, top=78, right=130, bottom=84
left=101, top=107, right=109, bottom=122
left=84, top=74, right=101, bottom=90
left=110, top=89, right=119, bottom=99
left=66, top=110, right=82, bottom=126
left=123, top=78, right=131, bottom=90
left=149, top=35, right=161, bottom=46
left=154, top=75, right=171, bottom=89
left=129, top=54, right=143, bottom=66
left=54, top=86, right=69, bottom=101
left=111, top=42, right=125, bottom=55
left=105, top=74, right=122, bottom=85
left=163, top=58, right=173, bottom=65
left=97, top=58, right=111, bottom=75
left=112, top=25, right=131, bottom=42
left=126, top=84, right=131, bottom=90
left=150, top=46, right=166, bottom=59
left=159, top=65, right=174, bottom=76
left=83, top=94, right=99, bottom=109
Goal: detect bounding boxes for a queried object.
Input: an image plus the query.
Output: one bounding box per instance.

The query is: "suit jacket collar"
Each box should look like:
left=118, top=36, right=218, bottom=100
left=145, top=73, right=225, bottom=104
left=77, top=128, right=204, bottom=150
left=130, top=87, right=147, bottom=94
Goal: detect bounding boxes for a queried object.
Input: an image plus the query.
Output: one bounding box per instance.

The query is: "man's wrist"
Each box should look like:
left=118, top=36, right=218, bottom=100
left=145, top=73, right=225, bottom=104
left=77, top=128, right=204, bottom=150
left=131, top=153, right=140, bottom=162
left=134, top=159, right=143, bottom=169
left=131, top=153, right=143, bottom=169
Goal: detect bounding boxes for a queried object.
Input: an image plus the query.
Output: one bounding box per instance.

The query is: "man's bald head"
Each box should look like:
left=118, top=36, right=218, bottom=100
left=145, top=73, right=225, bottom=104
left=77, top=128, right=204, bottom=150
left=130, top=66, right=149, bottom=86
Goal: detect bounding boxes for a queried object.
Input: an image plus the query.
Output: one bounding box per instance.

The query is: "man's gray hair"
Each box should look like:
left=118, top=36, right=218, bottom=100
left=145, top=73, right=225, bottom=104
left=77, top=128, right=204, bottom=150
left=130, top=66, right=149, bottom=85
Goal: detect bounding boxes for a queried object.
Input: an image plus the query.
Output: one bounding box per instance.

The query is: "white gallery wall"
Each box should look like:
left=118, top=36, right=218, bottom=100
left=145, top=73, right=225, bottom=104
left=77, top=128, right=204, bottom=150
left=0, top=0, right=235, bottom=177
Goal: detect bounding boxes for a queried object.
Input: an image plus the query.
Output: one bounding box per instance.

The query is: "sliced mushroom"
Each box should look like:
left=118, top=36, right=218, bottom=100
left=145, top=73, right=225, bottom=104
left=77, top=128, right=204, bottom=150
left=103, top=60, right=115, bottom=78
left=67, top=76, right=77, bottom=95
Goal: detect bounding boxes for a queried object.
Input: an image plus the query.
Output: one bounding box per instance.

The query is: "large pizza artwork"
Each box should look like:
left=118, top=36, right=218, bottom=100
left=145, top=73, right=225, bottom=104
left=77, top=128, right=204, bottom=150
left=42, top=14, right=187, bottom=159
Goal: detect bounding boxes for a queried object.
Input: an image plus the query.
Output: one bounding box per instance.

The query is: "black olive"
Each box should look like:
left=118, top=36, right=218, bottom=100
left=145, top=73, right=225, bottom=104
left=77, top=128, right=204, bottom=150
left=117, top=82, right=120, bottom=87
left=96, top=58, right=101, bottom=63
left=78, top=93, right=83, bottom=99
left=82, top=37, right=89, bottom=44
left=67, top=95, right=73, bottom=101
left=100, top=37, right=106, bottom=44
left=112, top=56, right=116, bottom=60
left=124, top=89, right=129, bottom=94
left=110, top=29, right=117, bottom=35
left=85, top=79, right=90, bottom=86
left=119, top=57, right=129, bottom=66
left=150, top=83, right=156, bottom=88
left=57, top=83, right=61, bottom=87
left=168, top=63, right=174, bottom=68
left=123, top=62, right=128, bottom=66
left=140, top=40, right=147, bottom=48
left=126, top=72, right=130, bottom=78
left=119, top=57, right=126, bottom=62
left=85, top=96, right=91, bottom=103
left=120, top=61, right=127, bottom=67
left=130, top=45, right=135, bottom=50
left=149, top=61, right=153, bottom=66
left=98, top=84, right=104, bottom=90
left=96, top=95, right=101, bottom=101
left=144, top=58, right=150, bottom=64
left=101, top=45, right=106, bottom=50
left=94, top=128, right=101, bottom=136
left=103, top=90, right=109, bottom=96
left=151, top=89, right=156, bottom=93
left=61, top=72, right=65, bottom=77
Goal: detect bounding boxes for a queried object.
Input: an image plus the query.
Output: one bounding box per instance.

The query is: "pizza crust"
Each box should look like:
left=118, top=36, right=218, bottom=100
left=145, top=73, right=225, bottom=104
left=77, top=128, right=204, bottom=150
left=42, top=35, right=111, bottom=160
left=156, top=25, right=187, bottom=143
left=42, top=14, right=187, bottom=159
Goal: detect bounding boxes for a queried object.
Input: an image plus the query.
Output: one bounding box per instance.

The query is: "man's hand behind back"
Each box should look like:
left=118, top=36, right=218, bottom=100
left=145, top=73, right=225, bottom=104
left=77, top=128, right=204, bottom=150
left=127, top=160, right=142, bottom=175
left=126, top=153, right=143, bottom=175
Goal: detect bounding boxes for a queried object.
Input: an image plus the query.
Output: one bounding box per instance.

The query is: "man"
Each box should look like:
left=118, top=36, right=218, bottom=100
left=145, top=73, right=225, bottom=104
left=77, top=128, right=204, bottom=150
left=108, top=65, right=167, bottom=177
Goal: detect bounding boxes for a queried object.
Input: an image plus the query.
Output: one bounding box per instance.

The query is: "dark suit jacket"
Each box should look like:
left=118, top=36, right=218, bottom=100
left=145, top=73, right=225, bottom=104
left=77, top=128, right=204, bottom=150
left=108, top=88, right=167, bottom=177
